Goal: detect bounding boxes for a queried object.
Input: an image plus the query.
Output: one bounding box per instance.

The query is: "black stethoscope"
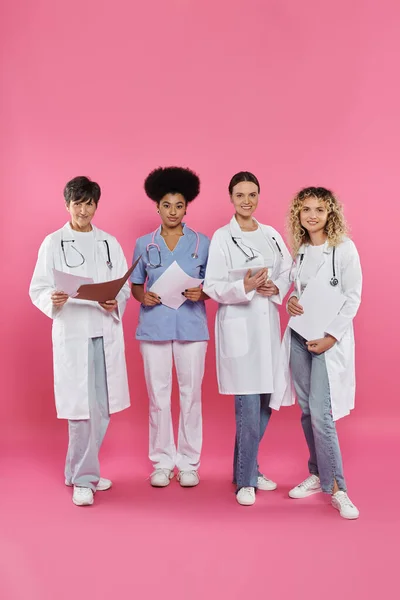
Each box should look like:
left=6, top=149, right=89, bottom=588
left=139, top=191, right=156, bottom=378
left=298, top=247, right=338, bottom=286
left=231, top=235, right=284, bottom=262
left=61, top=239, right=113, bottom=269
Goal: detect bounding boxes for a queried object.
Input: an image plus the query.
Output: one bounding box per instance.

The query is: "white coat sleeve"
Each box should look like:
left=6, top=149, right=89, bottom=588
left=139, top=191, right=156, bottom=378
left=203, top=233, right=255, bottom=304
left=270, top=230, right=293, bottom=306
left=325, top=241, right=362, bottom=342
left=111, top=240, right=130, bottom=322
left=29, top=236, right=59, bottom=319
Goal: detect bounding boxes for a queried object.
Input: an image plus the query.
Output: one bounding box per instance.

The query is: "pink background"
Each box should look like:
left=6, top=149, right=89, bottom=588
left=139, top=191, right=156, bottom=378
left=1, top=1, right=399, bottom=599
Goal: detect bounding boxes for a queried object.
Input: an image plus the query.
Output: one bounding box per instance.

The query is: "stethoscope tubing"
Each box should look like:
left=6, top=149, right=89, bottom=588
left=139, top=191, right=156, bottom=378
left=146, top=226, right=200, bottom=267
left=61, top=238, right=113, bottom=269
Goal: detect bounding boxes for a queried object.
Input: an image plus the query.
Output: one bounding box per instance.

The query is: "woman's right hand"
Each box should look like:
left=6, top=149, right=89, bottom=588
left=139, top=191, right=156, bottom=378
left=51, top=291, right=69, bottom=307
left=244, top=268, right=267, bottom=294
left=287, top=296, right=304, bottom=316
left=142, top=291, right=162, bottom=306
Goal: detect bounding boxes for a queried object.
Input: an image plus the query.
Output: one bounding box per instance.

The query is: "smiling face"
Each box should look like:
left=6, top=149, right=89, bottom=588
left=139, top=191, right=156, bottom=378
left=299, top=196, right=329, bottom=235
left=67, top=198, right=97, bottom=232
left=158, top=193, right=186, bottom=228
left=230, top=181, right=259, bottom=218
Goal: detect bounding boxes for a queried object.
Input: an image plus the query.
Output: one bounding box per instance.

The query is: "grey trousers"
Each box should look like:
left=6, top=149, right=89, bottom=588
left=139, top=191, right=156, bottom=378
left=64, top=337, right=110, bottom=491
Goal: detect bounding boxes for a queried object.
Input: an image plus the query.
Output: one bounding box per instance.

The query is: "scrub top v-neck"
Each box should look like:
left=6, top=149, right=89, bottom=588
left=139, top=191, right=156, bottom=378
left=131, top=224, right=210, bottom=342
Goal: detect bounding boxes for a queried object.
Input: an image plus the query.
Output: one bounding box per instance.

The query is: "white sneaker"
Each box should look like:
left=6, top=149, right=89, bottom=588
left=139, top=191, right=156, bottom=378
left=236, top=487, right=256, bottom=506
left=72, top=486, right=94, bottom=506
left=150, top=468, right=174, bottom=487
left=257, top=474, right=277, bottom=491
left=177, top=471, right=200, bottom=487
left=289, top=474, right=322, bottom=498
left=331, top=491, right=359, bottom=520
left=65, top=477, right=112, bottom=491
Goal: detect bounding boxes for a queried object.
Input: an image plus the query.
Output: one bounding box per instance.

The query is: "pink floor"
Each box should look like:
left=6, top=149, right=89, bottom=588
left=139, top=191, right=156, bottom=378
left=1, top=409, right=398, bottom=600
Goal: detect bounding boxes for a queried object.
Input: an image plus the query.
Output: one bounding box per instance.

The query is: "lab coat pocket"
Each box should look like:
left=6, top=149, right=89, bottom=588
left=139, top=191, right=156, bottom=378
left=220, top=318, right=248, bottom=358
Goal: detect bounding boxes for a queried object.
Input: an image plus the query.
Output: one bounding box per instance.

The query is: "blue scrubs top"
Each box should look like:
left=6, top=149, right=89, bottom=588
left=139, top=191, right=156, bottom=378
left=130, top=224, right=210, bottom=342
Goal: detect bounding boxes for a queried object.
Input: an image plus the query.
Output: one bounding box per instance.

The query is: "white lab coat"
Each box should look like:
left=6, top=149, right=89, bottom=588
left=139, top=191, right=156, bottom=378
left=203, top=216, right=292, bottom=395
left=270, top=238, right=362, bottom=421
left=29, top=223, right=131, bottom=420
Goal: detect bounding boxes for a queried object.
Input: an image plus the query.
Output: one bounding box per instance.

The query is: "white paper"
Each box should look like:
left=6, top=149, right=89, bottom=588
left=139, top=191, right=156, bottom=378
left=288, top=277, right=346, bottom=341
left=149, top=261, right=203, bottom=310
left=53, top=269, right=94, bottom=297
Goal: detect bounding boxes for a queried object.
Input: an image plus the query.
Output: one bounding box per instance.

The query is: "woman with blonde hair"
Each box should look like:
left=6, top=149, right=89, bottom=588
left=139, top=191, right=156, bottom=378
left=271, top=187, right=362, bottom=519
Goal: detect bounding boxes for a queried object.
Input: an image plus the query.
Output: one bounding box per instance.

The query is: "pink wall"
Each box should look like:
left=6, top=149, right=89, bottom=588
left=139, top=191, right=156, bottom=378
left=1, top=0, right=398, bottom=430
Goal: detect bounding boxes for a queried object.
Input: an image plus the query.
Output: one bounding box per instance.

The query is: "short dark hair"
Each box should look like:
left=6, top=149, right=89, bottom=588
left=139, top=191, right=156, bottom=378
left=144, top=167, right=200, bottom=204
left=63, top=176, right=101, bottom=206
left=228, top=171, right=260, bottom=195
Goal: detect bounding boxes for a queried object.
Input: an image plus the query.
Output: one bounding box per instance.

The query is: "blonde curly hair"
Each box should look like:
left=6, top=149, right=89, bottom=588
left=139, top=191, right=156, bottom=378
left=287, top=187, right=348, bottom=254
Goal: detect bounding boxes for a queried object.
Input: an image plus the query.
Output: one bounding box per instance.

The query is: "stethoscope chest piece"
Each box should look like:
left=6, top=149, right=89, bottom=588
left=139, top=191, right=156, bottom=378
left=191, top=253, right=198, bottom=259
left=330, top=277, right=339, bottom=287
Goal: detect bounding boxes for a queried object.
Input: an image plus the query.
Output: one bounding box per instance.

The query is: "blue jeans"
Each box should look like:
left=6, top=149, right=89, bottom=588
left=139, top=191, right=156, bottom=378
left=233, top=394, right=272, bottom=490
left=290, top=330, right=347, bottom=493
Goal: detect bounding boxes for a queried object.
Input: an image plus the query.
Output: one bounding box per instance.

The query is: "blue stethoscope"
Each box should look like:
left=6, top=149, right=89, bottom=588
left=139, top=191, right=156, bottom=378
left=297, top=247, right=338, bottom=286
left=146, top=226, right=200, bottom=268
left=61, top=239, right=113, bottom=269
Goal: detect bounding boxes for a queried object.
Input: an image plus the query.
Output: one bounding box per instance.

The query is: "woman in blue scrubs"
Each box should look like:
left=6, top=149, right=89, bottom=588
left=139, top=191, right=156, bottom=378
left=131, top=167, right=210, bottom=488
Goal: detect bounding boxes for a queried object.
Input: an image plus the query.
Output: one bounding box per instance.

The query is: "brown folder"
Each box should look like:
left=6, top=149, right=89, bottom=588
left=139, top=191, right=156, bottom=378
left=74, top=256, right=141, bottom=303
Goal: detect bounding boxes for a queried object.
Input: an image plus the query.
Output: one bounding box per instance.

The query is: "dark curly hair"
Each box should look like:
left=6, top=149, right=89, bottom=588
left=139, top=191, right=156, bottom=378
left=63, top=176, right=101, bottom=206
left=144, top=167, right=200, bottom=203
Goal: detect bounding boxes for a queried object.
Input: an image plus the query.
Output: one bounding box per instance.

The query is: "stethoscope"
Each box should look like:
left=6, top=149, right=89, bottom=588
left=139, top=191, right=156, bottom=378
left=231, top=235, right=284, bottom=262
left=298, top=247, right=338, bottom=286
left=61, top=239, right=113, bottom=269
left=146, top=226, right=200, bottom=268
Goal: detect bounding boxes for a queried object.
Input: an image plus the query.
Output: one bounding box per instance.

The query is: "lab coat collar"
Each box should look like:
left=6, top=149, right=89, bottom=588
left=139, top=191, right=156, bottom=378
left=297, top=240, right=333, bottom=255
left=63, top=222, right=102, bottom=239
left=229, top=215, right=261, bottom=238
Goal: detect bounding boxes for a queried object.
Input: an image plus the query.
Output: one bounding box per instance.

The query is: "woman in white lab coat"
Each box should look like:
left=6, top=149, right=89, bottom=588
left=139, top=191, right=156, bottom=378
left=270, top=186, right=362, bottom=519
left=29, top=176, right=130, bottom=507
left=203, top=171, right=292, bottom=506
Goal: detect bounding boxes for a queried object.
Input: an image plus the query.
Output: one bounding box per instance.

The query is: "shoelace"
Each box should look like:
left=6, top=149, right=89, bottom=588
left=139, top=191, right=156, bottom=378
left=178, top=471, right=198, bottom=480
left=336, top=492, right=354, bottom=507
left=299, top=475, right=319, bottom=489
left=75, top=487, right=91, bottom=495
left=241, top=487, right=255, bottom=495
left=153, top=468, right=171, bottom=477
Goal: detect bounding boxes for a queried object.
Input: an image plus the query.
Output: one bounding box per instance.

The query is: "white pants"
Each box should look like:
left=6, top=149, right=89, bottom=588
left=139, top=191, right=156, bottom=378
left=65, top=337, right=110, bottom=491
left=140, top=340, right=207, bottom=471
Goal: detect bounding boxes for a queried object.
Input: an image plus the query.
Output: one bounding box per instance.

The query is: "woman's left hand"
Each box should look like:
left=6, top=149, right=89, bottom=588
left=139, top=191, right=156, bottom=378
left=306, top=335, right=337, bottom=354
left=256, top=280, right=279, bottom=297
left=99, top=299, right=118, bottom=313
left=182, top=287, right=203, bottom=302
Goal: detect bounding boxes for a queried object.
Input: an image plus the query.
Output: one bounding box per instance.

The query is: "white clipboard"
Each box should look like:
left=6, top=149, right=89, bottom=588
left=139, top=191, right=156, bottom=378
left=228, top=258, right=273, bottom=282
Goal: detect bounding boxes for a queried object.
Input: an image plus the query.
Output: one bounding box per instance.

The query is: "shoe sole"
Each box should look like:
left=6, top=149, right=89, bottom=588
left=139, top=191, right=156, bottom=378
left=178, top=480, right=200, bottom=487
left=331, top=502, right=359, bottom=520
left=236, top=498, right=256, bottom=506
left=289, top=488, right=322, bottom=499
left=150, top=473, right=174, bottom=487
left=257, top=483, right=277, bottom=491
left=72, top=497, right=94, bottom=506
left=150, top=480, right=171, bottom=487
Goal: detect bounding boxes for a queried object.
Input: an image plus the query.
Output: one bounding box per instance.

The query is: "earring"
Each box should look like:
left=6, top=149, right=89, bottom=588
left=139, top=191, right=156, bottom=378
left=157, top=210, right=160, bottom=214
